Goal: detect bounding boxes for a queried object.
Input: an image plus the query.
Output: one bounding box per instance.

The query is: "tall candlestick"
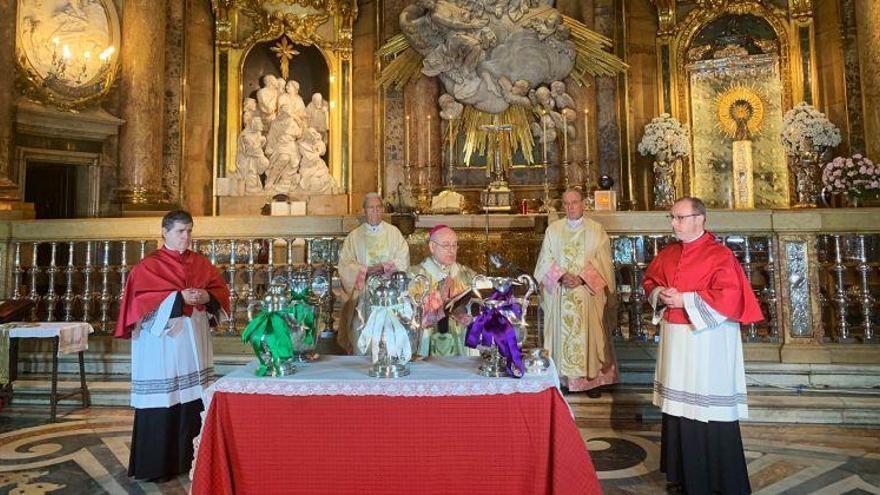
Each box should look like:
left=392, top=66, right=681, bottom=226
left=447, top=119, right=454, bottom=188
left=562, top=112, right=568, bottom=162
left=427, top=115, right=432, bottom=193
left=542, top=111, right=548, bottom=163
left=584, top=108, right=590, bottom=160
left=405, top=114, right=410, bottom=165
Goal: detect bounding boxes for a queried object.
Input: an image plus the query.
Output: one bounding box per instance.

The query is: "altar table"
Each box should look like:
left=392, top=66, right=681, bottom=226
left=191, top=356, right=600, bottom=495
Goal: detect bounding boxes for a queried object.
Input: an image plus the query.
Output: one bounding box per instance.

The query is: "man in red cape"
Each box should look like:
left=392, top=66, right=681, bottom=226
left=115, top=210, right=229, bottom=483
left=643, top=197, right=762, bottom=495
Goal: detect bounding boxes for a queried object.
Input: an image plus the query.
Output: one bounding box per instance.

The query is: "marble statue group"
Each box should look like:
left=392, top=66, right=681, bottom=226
left=234, top=74, right=340, bottom=196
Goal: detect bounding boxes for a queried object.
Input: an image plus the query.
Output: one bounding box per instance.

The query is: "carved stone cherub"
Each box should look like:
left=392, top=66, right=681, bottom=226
left=438, top=93, right=464, bottom=120
left=550, top=80, right=575, bottom=110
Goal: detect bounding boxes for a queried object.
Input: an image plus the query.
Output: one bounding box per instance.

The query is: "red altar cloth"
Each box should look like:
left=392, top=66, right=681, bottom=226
left=191, top=388, right=600, bottom=494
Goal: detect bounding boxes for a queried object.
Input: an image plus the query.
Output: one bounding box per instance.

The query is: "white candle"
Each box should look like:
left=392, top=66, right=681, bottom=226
left=405, top=114, right=410, bottom=165
left=427, top=115, right=432, bottom=185
left=448, top=119, right=454, bottom=170
left=563, top=112, right=568, bottom=162
left=584, top=108, right=590, bottom=161
left=542, top=111, right=548, bottom=163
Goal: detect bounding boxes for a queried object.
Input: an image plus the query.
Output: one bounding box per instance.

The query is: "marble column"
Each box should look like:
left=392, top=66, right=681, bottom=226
left=839, top=0, right=865, bottom=154
left=115, top=0, right=169, bottom=206
left=594, top=0, right=627, bottom=206
left=854, top=0, right=880, bottom=160
left=0, top=0, right=21, bottom=201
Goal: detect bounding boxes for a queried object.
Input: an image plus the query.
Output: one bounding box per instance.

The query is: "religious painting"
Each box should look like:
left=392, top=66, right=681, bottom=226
left=15, top=0, right=121, bottom=108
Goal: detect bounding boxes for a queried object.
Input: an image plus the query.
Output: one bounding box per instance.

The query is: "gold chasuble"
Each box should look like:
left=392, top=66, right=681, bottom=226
left=534, top=217, right=619, bottom=391
left=409, top=257, right=478, bottom=357
left=337, top=221, right=410, bottom=353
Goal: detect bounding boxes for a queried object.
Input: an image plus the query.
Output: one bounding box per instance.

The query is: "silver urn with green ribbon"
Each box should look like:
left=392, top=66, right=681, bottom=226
left=242, top=268, right=330, bottom=377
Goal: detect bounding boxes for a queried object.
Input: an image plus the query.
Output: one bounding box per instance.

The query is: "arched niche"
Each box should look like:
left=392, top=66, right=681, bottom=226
left=672, top=2, right=793, bottom=208
left=212, top=0, right=357, bottom=202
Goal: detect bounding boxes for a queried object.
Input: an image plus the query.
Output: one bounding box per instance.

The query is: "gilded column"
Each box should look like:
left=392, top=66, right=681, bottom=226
left=0, top=0, right=21, bottom=201
left=116, top=0, right=169, bottom=206
left=854, top=0, right=880, bottom=159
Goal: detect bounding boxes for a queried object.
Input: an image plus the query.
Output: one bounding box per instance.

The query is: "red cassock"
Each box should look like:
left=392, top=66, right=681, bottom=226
left=643, top=232, right=763, bottom=325
left=114, top=247, right=231, bottom=339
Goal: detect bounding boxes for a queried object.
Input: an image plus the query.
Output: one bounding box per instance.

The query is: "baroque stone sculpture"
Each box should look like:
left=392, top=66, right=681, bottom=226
left=400, top=0, right=577, bottom=116
left=230, top=75, right=341, bottom=196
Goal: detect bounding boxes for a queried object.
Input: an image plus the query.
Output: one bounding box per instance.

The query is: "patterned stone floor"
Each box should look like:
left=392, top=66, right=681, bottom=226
left=0, top=406, right=878, bottom=494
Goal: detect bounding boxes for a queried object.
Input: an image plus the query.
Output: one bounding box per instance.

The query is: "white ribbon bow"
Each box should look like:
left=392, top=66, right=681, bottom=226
left=357, top=302, right=413, bottom=364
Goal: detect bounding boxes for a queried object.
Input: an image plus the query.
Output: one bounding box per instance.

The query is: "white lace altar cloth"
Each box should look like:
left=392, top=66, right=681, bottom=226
left=205, top=355, right=559, bottom=407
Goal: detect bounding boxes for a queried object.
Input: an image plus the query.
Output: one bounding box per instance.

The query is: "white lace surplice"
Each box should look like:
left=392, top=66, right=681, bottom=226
left=130, top=292, right=214, bottom=409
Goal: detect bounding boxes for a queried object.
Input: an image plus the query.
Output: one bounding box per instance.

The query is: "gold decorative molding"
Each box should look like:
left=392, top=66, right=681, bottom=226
left=233, top=10, right=330, bottom=50
left=652, top=0, right=677, bottom=36
left=694, top=0, right=729, bottom=8
left=673, top=2, right=792, bottom=123
left=789, top=0, right=814, bottom=22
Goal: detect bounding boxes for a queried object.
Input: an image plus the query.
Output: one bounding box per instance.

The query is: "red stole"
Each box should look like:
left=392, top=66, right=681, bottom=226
left=114, top=247, right=231, bottom=339
left=643, top=232, right=763, bottom=325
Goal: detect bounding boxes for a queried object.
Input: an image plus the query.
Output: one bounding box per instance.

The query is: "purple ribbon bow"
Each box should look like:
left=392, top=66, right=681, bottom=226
left=465, top=288, right=525, bottom=378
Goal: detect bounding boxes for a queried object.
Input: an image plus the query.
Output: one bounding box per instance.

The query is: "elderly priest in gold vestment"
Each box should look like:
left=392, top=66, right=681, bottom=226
left=337, top=193, right=410, bottom=353
left=535, top=189, right=618, bottom=395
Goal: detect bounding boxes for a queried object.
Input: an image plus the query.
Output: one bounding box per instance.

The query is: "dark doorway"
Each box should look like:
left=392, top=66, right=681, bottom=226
left=24, top=163, right=77, bottom=219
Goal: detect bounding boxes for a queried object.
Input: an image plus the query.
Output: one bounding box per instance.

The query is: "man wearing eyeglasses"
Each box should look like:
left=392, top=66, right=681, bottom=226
left=409, top=225, right=478, bottom=356
left=643, top=197, right=763, bottom=495
left=337, top=193, right=410, bottom=354
left=534, top=188, right=617, bottom=398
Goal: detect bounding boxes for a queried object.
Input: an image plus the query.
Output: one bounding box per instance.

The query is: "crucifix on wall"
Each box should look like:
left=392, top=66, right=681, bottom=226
left=271, top=36, right=299, bottom=80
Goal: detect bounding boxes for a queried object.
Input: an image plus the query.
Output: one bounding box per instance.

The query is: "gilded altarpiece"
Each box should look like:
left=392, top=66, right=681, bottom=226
left=211, top=0, right=357, bottom=191
left=689, top=53, right=789, bottom=208
left=659, top=1, right=810, bottom=208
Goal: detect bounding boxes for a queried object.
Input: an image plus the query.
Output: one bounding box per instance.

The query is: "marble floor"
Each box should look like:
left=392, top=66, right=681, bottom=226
left=0, top=406, right=878, bottom=494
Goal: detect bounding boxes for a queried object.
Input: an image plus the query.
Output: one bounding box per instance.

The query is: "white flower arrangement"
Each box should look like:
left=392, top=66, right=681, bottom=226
left=638, top=113, right=691, bottom=161
left=781, top=102, right=841, bottom=156
left=821, top=154, right=880, bottom=196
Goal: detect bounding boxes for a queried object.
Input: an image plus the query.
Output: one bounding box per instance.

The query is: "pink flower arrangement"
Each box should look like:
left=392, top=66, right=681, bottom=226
left=821, top=154, right=880, bottom=195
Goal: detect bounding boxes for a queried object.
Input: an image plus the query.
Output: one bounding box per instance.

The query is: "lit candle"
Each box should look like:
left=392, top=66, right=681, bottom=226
left=562, top=111, right=568, bottom=163
left=584, top=108, right=590, bottom=161
left=542, top=110, right=548, bottom=163
left=405, top=114, right=410, bottom=165
left=427, top=115, right=432, bottom=187
left=448, top=119, right=454, bottom=171
left=62, top=45, right=72, bottom=60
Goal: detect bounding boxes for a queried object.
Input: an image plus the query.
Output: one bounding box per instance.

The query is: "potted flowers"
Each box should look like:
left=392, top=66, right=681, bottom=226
left=638, top=113, right=690, bottom=209
left=821, top=155, right=880, bottom=207
left=781, top=102, right=841, bottom=207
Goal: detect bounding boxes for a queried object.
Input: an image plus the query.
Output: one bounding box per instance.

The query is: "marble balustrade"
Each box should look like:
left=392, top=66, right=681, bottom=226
left=0, top=210, right=877, bottom=347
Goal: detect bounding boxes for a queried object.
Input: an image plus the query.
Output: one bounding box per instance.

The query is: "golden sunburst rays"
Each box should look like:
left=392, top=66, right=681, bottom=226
left=460, top=105, right=536, bottom=166
left=376, top=34, right=422, bottom=91
left=561, top=15, right=629, bottom=86
left=716, top=84, right=767, bottom=140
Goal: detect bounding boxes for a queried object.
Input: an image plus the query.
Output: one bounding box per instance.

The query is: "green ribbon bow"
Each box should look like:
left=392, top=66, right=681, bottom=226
left=241, top=309, right=295, bottom=377
left=241, top=287, right=318, bottom=377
